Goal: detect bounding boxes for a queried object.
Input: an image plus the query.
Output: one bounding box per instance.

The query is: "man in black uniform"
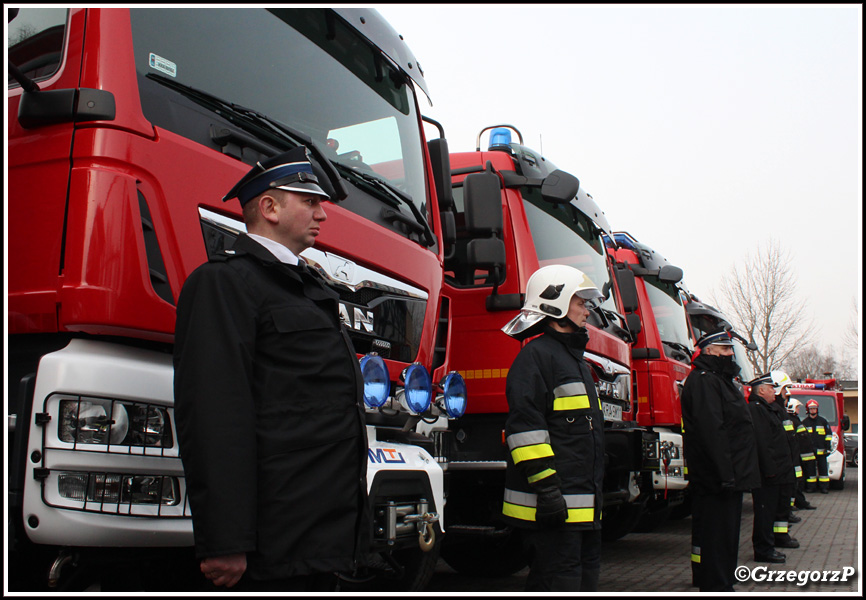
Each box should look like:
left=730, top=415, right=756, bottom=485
left=802, top=399, right=833, bottom=493
left=500, top=265, right=605, bottom=592
left=174, top=147, right=370, bottom=591
left=681, top=328, right=760, bottom=592
left=747, top=373, right=797, bottom=564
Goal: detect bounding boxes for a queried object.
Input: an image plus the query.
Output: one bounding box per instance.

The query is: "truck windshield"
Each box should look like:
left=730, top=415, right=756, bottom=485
left=643, top=276, right=694, bottom=361
left=129, top=8, right=427, bottom=216
left=793, top=394, right=839, bottom=426
left=732, top=341, right=755, bottom=382
left=522, top=190, right=618, bottom=315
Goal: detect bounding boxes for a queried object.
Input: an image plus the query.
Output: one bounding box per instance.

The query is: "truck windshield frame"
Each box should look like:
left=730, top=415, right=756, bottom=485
left=642, top=276, right=694, bottom=361
left=522, top=190, right=618, bottom=315
left=129, top=8, right=428, bottom=221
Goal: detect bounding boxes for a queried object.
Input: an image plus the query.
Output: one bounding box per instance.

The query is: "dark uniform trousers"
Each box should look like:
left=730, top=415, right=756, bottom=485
left=692, top=489, right=743, bottom=592
left=752, top=484, right=789, bottom=555
left=804, top=452, right=830, bottom=492
left=521, top=527, right=602, bottom=592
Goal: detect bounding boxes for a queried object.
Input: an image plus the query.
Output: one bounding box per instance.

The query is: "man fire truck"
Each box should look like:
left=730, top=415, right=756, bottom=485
left=8, top=8, right=462, bottom=591
left=433, top=126, right=657, bottom=576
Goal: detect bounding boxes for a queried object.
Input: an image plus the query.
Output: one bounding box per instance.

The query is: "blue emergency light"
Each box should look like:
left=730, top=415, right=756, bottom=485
left=489, top=128, right=512, bottom=150
left=403, top=363, right=433, bottom=414
left=360, top=354, right=390, bottom=408
left=441, top=372, right=468, bottom=418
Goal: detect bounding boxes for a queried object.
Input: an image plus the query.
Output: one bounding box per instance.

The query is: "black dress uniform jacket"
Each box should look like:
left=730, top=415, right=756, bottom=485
left=174, top=234, right=370, bottom=580
left=748, top=394, right=795, bottom=485
left=502, top=326, right=604, bottom=530
left=681, top=354, right=761, bottom=494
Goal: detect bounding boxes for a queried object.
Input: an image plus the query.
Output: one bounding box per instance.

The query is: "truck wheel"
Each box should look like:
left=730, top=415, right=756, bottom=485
left=601, top=502, right=643, bottom=542
left=829, top=467, right=845, bottom=490
left=634, top=504, right=672, bottom=532
left=441, top=532, right=527, bottom=577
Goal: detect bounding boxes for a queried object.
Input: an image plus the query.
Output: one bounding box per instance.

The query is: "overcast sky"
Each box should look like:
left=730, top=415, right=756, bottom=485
left=376, top=3, right=862, bottom=366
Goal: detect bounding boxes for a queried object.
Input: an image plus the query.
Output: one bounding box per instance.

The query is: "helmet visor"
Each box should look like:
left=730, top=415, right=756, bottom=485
left=576, top=287, right=604, bottom=310
left=501, top=310, right=547, bottom=339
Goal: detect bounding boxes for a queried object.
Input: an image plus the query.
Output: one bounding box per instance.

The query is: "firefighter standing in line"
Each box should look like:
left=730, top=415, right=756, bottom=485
left=747, top=373, right=798, bottom=565
left=681, top=328, right=761, bottom=592
left=802, top=399, right=832, bottom=493
left=770, top=372, right=809, bottom=525
left=174, top=147, right=370, bottom=591
left=784, top=396, right=817, bottom=512
left=500, top=265, right=606, bottom=592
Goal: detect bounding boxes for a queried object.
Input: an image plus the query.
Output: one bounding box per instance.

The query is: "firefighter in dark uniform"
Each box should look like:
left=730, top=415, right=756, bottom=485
left=786, top=397, right=817, bottom=511
left=500, top=265, right=606, bottom=592
left=802, top=398, right=832, bottom=493
left=174, top=147, right=370, bottom=591
left=681, top=328, right=761, bottom=592
left=747, top=373, right=797, bottom=564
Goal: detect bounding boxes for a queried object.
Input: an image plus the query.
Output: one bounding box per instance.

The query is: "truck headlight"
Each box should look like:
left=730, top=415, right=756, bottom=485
left=59, top=399, right=172, bottom=448
left=440, top=372, right=467, bottom=418
left=57, top=471, right=180, bottom=506
left=360, top=354, right=390, bottom=409
left=402, top=363, right=432, bottom=414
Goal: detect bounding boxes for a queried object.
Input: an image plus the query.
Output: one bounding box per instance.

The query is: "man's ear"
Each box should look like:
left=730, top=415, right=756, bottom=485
left=257, top=193, right=280, bottom=225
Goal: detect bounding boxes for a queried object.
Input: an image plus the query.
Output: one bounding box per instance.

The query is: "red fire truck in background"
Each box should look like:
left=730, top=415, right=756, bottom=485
left=789, top=379, right=850, bottom=489
left=605, top=232, right=693, bottom=530
left=8, top=7, right=462, bottom=591
left=432, top=126, right=657, bottom=575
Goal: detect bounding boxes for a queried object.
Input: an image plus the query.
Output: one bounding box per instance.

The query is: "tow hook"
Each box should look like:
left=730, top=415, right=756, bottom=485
left=384, top=499, right=439, bottom=552
left=48, top=549, right=76, bottom=588
left=404, top=512, right=439, bottom=552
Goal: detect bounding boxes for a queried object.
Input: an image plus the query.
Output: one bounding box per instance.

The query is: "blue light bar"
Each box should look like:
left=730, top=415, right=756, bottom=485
left=403, top=363, right=432, bottom=414
left=441, top=372, right=467, bottom=418
left=360, top=354, right=390, bottom=408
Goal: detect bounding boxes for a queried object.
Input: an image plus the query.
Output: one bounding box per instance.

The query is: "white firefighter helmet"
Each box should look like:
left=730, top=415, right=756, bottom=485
left=787, top=397, right=803, bottom=414
left=502, top=264, right=603, bottom=340
left=770, top=370, right=793, bottom=396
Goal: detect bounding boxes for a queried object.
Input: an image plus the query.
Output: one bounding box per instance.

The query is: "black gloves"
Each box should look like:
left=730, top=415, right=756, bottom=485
left=535, top=487, right=568, bottom=527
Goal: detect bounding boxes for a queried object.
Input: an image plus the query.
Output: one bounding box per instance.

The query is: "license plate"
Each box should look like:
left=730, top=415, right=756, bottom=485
left=603, top=402, right=623, bottom=422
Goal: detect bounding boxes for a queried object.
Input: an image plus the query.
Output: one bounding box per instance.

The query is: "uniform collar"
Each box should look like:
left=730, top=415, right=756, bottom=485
left=246, top=233, right=300, bottom=266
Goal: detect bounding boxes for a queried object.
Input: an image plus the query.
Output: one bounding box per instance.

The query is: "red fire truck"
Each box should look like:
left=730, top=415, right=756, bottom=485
left=789, top=379, right=850, bottom=489
left=433, top=126, right=656, bottom=575
left=606, top=232, right=692, bottom=529
left=8, top=7, right=461, bottom=591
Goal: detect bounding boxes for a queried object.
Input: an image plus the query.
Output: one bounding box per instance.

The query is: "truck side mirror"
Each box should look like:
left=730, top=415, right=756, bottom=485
left=427, top=137, right=453, bottom=210
left=658, top=264, right=683, bottom=284
left=463, top=169, right=503, bottom=234
left=614, top=265, right=640, bottom=313
left=842, top=414, right=850, bottom=431
left=626, top=313, right=642, bottom=338
left=540, top=169, right=579, bottom=204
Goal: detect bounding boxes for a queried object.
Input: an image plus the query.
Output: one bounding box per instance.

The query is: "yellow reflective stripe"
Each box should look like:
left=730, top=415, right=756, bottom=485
left=528, top=468, right=557, bottom=484
left=816, top=427, right=825, bottom=434
left=511, top=443, right=554, bottom=464
left=503, top=501, right=536, bottom=522
left=773, top=522, right=788, bottom=533
left=818, top=477, right=830, bottom=482
left=801, top=454, right=816, bottom=461
left=553, top=395, right=590, bottom=411
left=567, top=508, right=595, bottom=523
left=691, top=553, right=701, bottom=564
left=783, top=423, right=794, bottom=431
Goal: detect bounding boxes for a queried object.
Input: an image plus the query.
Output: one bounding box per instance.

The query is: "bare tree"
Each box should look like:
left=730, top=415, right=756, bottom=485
left=713, top=239, right=813, bottom=374
left=783, top=344, right=853, bottom=381
left=841, top=297, right=859, bottom=354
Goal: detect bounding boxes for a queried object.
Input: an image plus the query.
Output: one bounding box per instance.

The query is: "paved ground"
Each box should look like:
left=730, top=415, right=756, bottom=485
left=429, top=466, right=861, bottom=593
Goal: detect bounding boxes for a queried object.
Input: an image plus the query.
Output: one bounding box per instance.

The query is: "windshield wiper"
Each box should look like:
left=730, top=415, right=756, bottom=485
left=334, top=165, right=436, bottom=247
left=145, top=73, right=348, bottom=200
left=662, top=340, right=693, bottom=360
